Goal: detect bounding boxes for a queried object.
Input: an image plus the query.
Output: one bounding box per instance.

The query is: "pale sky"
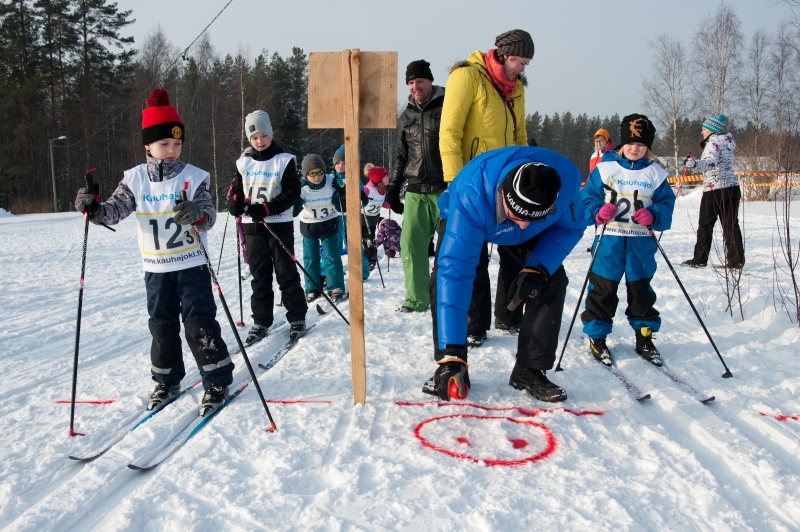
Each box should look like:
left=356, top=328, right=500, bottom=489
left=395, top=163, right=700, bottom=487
left=117, top=0, right=791, bottom=120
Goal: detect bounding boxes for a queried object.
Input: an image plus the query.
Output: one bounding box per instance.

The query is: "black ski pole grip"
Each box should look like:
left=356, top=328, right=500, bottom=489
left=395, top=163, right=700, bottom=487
left=178, top=190, right=187, bottom=205
left=84, top=167, right=96, bottom=189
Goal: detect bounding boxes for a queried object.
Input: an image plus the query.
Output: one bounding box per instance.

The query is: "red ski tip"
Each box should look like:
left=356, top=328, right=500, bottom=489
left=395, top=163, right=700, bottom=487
left=68, top=428, right=85, bottom=437
left=266, top=422, right=278, bottom=433
left=236, top=322, right=245, bottom=327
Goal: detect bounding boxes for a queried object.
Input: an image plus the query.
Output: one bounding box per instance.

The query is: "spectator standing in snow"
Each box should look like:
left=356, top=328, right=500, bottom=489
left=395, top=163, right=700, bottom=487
left=581, top=114, right=676, bottom=368
left=227, top=110, right=308, bottom=345
left=426, top=146, right=584, bottom=403
left=438, top=29, right=532, bottom=348
left=682, top=114, right=744, bottom=269
left=388, top=59, right=446, bottom=313
left=588, top=129, right=615, bottom=176
left=73, top=88, right=234, bottom=415
left=296, top=154, right=346, bottom=303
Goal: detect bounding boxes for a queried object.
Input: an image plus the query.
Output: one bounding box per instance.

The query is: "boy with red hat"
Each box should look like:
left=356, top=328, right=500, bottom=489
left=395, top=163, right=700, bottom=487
left=74, top=88, right=234, bottom=416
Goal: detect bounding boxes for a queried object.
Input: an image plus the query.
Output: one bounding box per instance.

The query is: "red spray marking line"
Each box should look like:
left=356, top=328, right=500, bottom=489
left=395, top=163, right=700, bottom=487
left=414, top=414, right=557, bottom=467
left=265, top=399, right=332, bottom=405
left=56, top=399, right=117, bottom=405
left=395, top=400, right=604, bottom=418
left=760, top=412, right=800, bottom=422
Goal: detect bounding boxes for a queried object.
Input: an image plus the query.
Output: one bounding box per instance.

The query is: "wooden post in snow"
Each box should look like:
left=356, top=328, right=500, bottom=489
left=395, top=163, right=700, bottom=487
left=307, top=49, right=397, bottom=404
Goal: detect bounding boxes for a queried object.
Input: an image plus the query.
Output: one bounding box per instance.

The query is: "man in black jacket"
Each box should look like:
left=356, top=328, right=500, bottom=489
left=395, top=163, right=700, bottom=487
left=388, top=60, right=446, bottom=313
left=228, top=110, right=307, bottom=343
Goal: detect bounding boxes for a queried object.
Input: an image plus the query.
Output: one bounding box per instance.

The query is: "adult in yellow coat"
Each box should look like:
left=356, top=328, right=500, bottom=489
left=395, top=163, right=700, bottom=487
left=433, top=29, right=532, bottom=349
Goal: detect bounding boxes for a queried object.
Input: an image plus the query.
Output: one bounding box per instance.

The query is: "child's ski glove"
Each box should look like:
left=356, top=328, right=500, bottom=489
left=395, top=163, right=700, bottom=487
left=227, top=192, right=246, bottom=216
left=595, top=202, right=617, bottom=224
left=172, top=200, right=205, bottom=225
left=632, top=208, right=654, bottom=227
left=245, top=203, right=268, bottom=222
left=74, top=184, right=104, bottom=223
left=685, top=157, right=697, bottom=169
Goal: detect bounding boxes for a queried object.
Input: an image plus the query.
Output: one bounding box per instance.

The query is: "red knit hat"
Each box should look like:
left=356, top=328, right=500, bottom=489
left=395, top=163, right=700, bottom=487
left=368, top=165, right=388, bottom=184
left=142, top=88, right=184, bottom=145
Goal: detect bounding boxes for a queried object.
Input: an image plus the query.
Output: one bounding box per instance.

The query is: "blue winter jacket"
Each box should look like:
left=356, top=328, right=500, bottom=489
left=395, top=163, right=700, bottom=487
left=436, top=146, right=585, bottom=349
left=582, top=151, right=675, bottom=232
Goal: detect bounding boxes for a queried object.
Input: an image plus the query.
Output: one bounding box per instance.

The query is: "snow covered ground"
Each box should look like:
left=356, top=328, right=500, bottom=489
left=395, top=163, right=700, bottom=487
left=1, top=192, right=799, bottom=531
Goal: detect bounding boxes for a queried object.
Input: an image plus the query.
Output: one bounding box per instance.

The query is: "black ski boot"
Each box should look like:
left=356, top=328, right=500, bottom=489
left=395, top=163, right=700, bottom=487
left=289, top=320, right=307, bottom=340
left=589, top=337, right=612, bottom=367
left=199, top=384, right=228, bottom=416
left=148, top=382, right=180, bottom=410
left=306, top=290, right=321, bottom=303
left=635, top=327, right=662, bottom=367
left=494, top=320, right=520, bottom=333
left=329, top=289, right=344, bottom=303
left=466, top=332, right=487, bottom=348
left=245, top=324, right=269, bottom=345
left=509, top=365, right=567, bottom=403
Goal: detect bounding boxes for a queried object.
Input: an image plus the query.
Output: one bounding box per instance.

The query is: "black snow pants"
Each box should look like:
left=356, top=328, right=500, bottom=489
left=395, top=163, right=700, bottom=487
left=692, top=186, right=745, bottom=266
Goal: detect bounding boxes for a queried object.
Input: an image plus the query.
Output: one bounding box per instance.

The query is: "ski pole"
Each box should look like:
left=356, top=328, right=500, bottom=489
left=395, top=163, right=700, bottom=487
left=235, top=217, right=244, bottom=327
left=179, top=192, right=277, bottom=431
left=660, top=152, right=692, bottom=243
left=69, top=168, right=101, bottom=436
left=555, top=185, right=617, bottom=372
left=258, top=220, right=350, bottom=326
left=633, top=190, right=732, bottom=379
left=361, top=208, right=384, bottom=289
left=215, top=212, right=229, bottom=273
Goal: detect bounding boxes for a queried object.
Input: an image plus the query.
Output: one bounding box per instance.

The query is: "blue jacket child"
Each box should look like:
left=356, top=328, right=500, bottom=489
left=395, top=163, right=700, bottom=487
left=580, top=114, right=676, bottom=367
left=427, top=146, right=585, bottom=402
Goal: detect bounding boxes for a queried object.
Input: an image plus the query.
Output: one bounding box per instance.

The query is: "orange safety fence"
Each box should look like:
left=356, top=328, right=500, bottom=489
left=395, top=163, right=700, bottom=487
left=668, top=172, right=800, bottom=187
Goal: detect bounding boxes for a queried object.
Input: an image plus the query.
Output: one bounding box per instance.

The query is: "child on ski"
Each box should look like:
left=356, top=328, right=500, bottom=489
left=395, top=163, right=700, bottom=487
left=580, top=114, right=676, bottom=367
left=227, top=110, right=308, bottom=346
left=297, top=154, right=346, bottom=303
left=362, top=164, right=390, bottom=270
left=73, top=88, right=234, bottom=415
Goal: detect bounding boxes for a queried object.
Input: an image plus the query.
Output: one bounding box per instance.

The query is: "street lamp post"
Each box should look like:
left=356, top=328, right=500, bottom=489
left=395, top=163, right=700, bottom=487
left=50, top=135, right=67, bottom=212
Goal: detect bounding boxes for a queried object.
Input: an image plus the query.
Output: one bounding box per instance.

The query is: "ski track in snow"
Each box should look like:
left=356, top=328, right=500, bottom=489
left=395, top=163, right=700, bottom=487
left=1, top=193, right=799, bottom=531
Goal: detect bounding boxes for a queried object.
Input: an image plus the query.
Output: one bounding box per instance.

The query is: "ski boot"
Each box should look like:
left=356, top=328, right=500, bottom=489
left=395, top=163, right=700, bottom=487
left=466, top=332, right=487, bottom=348
left=199, top=384, right=228, bottom=416
left=509, top=365, right=567, bottom=403
left=589, top=337, right=612, bottom=367
left=245, top=324, right=269, bottom=346
left=494, top=320, right=520, bottom=333
left=635, top=327, right=662, bottom=367
left=148, top=382, right=180, bottom=410
left=289, top=320, right=307, bottom=341
left=306, top=290, right=321, bottom=303
left=329, top=289, right=344, bottom=303
left=681, top=259, right=706, bottom=268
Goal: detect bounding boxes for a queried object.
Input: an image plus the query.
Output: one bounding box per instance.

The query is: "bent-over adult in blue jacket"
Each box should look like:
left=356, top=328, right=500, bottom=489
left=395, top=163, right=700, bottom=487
left=425, top=146, right=585, bottom=402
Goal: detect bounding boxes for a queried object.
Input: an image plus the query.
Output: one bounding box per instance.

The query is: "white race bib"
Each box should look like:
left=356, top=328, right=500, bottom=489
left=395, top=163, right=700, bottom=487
left=236, top=153, right=295, bottom=223
left=595, top=161, right=668, bottom=237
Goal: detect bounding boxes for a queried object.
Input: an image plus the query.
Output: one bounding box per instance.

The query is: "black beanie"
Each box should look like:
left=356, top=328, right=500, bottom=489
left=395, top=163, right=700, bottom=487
left=495, top=29, right=535, bottom=59
left=405, top=60, right=434, bottom=83
left=619, top=114, right=656, bottom=150
left=501, top=162, right=561, bottom=221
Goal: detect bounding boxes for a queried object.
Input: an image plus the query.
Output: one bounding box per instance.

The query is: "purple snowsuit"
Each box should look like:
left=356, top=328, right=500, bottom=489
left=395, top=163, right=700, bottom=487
left=375, top=218, right=401, bottom=258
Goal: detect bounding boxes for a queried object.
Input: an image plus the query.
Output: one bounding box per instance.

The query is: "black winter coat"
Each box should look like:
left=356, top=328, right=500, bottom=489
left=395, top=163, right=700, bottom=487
left=389, top=86, right=446, bottom=206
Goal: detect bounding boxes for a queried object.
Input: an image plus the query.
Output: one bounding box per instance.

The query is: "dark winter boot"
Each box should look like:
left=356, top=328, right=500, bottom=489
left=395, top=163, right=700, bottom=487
left=245, top=324, right=269, bottom=346
left=682, top=259, right=706, bottom=268
left=148, top=382, right=180, bottom=410
left=289, top=320, right=307, bottom=340
left=199, top=384, right=228, bottom=416
left=509, top=365, right=567, bottom=403
left=589, top=337, right=612, bottom=367
left=396, top=305, right=415, bottom=313
left=466, top=332, right=487, bottom=348
left=635, top=327, right=662, bottom=367
left=495, top=320, right=520, bottom=333
left=306, top=290, right=321, bottom=303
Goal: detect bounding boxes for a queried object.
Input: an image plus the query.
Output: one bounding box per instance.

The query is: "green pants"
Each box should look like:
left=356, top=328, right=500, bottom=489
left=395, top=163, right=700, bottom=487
left=401, top=190, right=442, bottom=311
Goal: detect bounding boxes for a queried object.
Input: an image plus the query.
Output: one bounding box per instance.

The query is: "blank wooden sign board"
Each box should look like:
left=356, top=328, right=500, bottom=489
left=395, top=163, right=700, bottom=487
left=308, top=50, right=398, bottom=404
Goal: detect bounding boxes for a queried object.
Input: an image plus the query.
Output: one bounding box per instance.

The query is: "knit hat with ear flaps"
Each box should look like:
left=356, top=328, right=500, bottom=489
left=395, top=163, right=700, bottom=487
left=619, top=114, right=656, bottom=150
left=495, top=29, right=534, bottom=59
left=501, top=162, right=561, bottom=222
left=245, top=110, right=273, bottom=139
left=702, top=114, right=727, bottom=135
left=368, top=165, right=389, bottom=184
left=142, top=88, right=184, bottom=145
left=301, top=154, right=326, bottom=177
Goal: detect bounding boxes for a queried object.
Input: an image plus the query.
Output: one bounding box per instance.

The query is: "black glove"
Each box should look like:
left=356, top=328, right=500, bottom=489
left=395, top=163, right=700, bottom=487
left=245, top=203, right=268, bottom=222
left=388, top=189, right=404, bottom=215
left=227, top=191, right=245, bottom=217
left=507, top=267, right=548, bottom=312
left=434, top=358, right=470, bottom=401
left=74, top=184, right=104, bottom=222
left=172, top=200, right=204, bottom=225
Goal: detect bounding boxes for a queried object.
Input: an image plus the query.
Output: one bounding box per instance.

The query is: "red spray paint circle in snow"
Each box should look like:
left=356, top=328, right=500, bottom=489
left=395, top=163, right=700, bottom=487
left=414, top=414, right=557, bottom=467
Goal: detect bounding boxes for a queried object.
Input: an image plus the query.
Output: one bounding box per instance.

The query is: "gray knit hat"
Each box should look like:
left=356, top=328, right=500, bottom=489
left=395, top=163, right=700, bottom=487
left=332, top=144, right=345, bottom=165
left=495, top=29, right=534, bottom=59
left=244, top=110, right=273, bottom=139
left=301, top=154, right=326, bottom=177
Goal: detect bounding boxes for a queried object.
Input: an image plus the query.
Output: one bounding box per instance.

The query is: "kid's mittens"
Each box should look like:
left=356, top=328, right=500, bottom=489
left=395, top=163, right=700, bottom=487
left=632, top=208, right=654, bottom=227
left=227, top=193, right=245, bottom=216
left=685, top=157, right=697, bottom=169
left=245, top=203, right=268, bottom=222
left=595, top=202, right=617, bottom=224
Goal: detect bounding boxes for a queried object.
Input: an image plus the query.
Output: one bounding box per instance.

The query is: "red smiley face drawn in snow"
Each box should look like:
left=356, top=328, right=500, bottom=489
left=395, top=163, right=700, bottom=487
left=397, top=401, right=603, bottom=467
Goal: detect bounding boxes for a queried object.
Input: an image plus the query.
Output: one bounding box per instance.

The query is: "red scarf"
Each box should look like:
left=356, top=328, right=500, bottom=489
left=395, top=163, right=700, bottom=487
left=484, top=49, right=517, bottom=100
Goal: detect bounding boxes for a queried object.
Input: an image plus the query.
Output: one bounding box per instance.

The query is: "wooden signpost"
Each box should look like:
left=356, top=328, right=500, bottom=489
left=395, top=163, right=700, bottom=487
left=307, top=49, right=397, bottom=404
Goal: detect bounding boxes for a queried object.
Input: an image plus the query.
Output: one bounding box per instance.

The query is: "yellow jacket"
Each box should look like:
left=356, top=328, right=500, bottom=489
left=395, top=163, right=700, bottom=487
left=439, top=50, right=528, bottom=182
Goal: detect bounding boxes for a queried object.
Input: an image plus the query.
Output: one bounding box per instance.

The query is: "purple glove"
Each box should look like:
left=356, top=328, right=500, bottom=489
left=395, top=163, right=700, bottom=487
left=595, top=203, right=617, bottom=224
left=633, top=208, right=654, bottom=227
